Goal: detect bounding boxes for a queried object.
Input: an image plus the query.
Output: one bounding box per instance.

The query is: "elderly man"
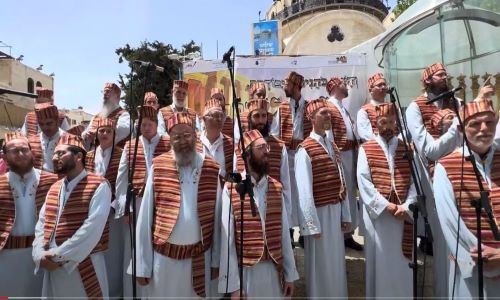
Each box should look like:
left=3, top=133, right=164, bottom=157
left=357, top=103, right=416, bottom=298
left=82, top=82, right=130, bottom=148
left=295, top=99, right=351, bottom=298
left=32, top=135, right=111, bottom=298
left=210, top=88, right=234, bottom=137
left=28, top=103, right=75, bottom=173
left=135, top=112, right=221, bottom=298
left=357, top=73, right=391, bottom=142
left=219, top=129, right=299, bottom=298
left=434, top=98, right=500, bottom=298
left=0, top=133, right=58, bottom=297
left=159, top=80, right=200, bottom=134
left=326, top=76, right=362, bottom=251
left=143, top=91, right=167, bottom=135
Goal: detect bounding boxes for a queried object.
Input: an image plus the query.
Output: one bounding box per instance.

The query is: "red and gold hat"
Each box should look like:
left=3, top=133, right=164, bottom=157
left=104, top=82, right=121, bottom=97
left=203, top=99, right=223, bottom=115
left=326, top=77, right=343, bottom=95
left=4, top=131, right=27, bottom=143
left=167, top=112, right=193, bottom=132
left=57, top=134, right=86, bottom=151
left=462, top=99, right=495, bottom=122
left=431, top=109, right=455, bottom=129
left=173, top=80, right=188, bottom=90
left=139, top=105, right=158, bottom=121
left=144, top=92, right=158, bottom=103
left=210, top=88, right=224, bottom=98
left=247, top=99, right=269, bottom=113
left=66, top=124, right=86, bottom=136
left=249, top=82, right=266, bottom=97
left=421, top=63, right=446, bottom=82
left=96, top=118, right=116, bottom=129
left=367, top=73, right=386, bottom=91
left=36, top=88, right=54, bottom=103
left=375, top=103, right=396, bottom=118
left=35, top=103, right=59, bottom=121
left=285, top=71, right=304, bottom=88
left=242, top=129, right=264, bottom=150
left=305, top=98, right=329, bottom=119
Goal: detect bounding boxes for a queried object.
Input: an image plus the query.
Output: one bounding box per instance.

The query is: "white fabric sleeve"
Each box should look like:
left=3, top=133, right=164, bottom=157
left=281, top=196, right=299, bottom=282
left=211, top=180, right=223, bottom=268
left=356, top=108, right=373, bottom=142
left=21, top=116, right=28, bottom=136
left=157, top=111, right=166, bottom=136
left=115, top=111, right=131, bottom=145
left=114, top=148, right=129, bottom=218
left=270, top=109, right=280, bottom=138
left=135, top=167, right=155, bottom=278
left=280, top=145, right=293, bottom=227
left=60, top=117, right=70, bottom=131
left=32, top=203, right=47, bottom=274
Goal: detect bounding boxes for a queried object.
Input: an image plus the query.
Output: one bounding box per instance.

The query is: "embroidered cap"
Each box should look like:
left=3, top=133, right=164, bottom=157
left=173, top=80, right=188, bottom=90
left=203, top=99, right=224, bottom=115
left=367, top=73, right=386, bottom=91
left=431, top=109, right=455, bottom=129
left=167, top=112, right=194, bottom=132
left=305, top=98, right=329, bottom=119
left=139, top=105, right=158, bottom=121
left=285, top=71, right=304, bottom=88
left=247, top=99, right=270, bottom=113
left=326, top=77, right=343, bottom=95
left=421, top=63, right=446, bottom=82
left=242, top=129, right=264, bottom=150
left=375, top=103, right=396, bottom=118
left=462, top=99, right=496, bottom=122
left=35, top=103, right=59, bottom=121
left=4, top=131, right=28, bottom=143
left=96, top=118, right=116, bottom=129
left=104, top=82, right=121, bottom=97
left=57, top=134, right=86, bottom=151
left=249, top=82, right=266, bottom=97
left=144, top=92, right=158, bottom=103
left=67, top=124, right=86, bottom=136
left=36, top=88, right=54, bottom=103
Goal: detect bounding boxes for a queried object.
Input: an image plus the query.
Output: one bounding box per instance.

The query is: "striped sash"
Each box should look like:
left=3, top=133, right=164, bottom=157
left=25, top=112, right=38, bottom=137
left=414, top=96, right=441, bottom=139
left=28, top=136, right=44, bottom=170
left=85, top=147, right=123, bottom=200
left=227, top=177, right=283, bottom=271
left=222, top=134, right=234, bottom=176
left=328, top=103, right=358, bottom=151
left=43, top=173, right=109, bottom=299
left=222, top=116, right=234, bottom=137
left=363, top=139, right=414, bottom=259
left=299, top=137, right=346, bottom=207
left=440, top=151, right=500, bottom=248
left=152, top=152, right=219, bottom=297
left=279, top=102, right=312, bottom=150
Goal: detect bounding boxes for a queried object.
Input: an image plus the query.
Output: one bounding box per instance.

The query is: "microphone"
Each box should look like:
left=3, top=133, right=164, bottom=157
left=222, top=46, right=235, bottom=64
left=386, top=86, right=395, bottom=94
left=134, top=60, right=164, bottom=72
left=427, top=86, right=462, bottom=104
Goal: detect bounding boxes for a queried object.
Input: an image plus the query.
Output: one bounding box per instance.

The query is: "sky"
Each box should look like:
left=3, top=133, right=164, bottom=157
left=1, top=0, right=398, bottom=114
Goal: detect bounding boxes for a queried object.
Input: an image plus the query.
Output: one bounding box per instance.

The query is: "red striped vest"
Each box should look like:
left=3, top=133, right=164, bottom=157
left=362, top=139, right=414, bottom=259
left=222, top=116, right=233, bottom=137
left=228, top=177, right=283, bottom=269
left=414, top=95, right=441, bottom=139
left=440, top=150, right=500, bottom=248
left=43, top=173, right=109, bottom=299
left=299, top=137, right=346, bottom=207
left=89, top=107, right=129, bottom=148
left=0, top=170, right=58, bottom=250
left=279, top=101, right=312, bottom=150
left=159, top=106, right=198, bottom=133
left=85, top=147, right=123, bottom=200
left=328, top=102, right=358, bottom=151
left=124, top=135, right=171, bottom=197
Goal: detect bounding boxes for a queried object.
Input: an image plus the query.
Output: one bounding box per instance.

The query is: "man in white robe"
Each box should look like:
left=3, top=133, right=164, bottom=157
left=219, top=129, right=299, bottom=298
left=0, top=134, right=58, bottom=297
left=143, top=91, right=167, bottom=136
left=357, top=103, right=416, bottom=298
left=32, top=135, right=111, bottom=299
left=356, top=73, right=389, bottom=142
left=295, top=99, right=352, bottom=298
left=158, top=80, right=201, bottom=133
left=135, top=112, right=221, bottom=298
left=325, top=76, right=363, bottom=250
left=434, top=98, right=500, bottom=298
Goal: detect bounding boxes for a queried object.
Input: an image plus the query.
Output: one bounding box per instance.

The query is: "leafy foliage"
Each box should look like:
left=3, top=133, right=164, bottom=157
left=391, top=0, right=418, bottom=21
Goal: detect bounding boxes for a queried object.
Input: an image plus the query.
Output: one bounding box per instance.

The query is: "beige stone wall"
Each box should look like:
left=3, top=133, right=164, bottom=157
left=63, top=108, right=94, bottom=126
left=283, top=9, right=385, bottom=55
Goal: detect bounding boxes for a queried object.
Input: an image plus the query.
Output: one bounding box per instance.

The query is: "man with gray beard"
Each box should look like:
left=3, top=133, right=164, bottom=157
left=134, top=112, right=222, bottom=298
left=82, top=82, right=131, bottom=148
left=159, top=80, right=200, bottom=134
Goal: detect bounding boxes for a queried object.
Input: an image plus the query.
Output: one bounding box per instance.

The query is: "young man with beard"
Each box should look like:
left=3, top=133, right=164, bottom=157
left=357, top=103, right=416, bottom=298
left=0, top=133, right=58, bottom=297
left=21, top=88, right=70, bottom=137
left=28, top=103, right=75, bottom=173
left=114, top=105, right=170, bottom=298
left=159, top=80, right=200, bottom=134
left=32, top=135, right=112, bottom=298
left=82, top=82, right=130, bottom=148
left=356, top=73, right=391, bottom=142
left=219, top=129, right=299, bottom=299
left=84, top=119, right=124, bottom=298
left=434, top=98, right=500, bottom=298
left=200, top=99, right=233, bottom=180
left=134, top=112, right=222, bottom=298
left=295, top=99, right=351, bottom=298
left=234, top=82, right=268, bottom=144
left=326, top=76, right=363, bottom=251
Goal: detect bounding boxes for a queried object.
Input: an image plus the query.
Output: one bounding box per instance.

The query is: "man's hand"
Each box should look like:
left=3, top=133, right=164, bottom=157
left=40, top=250, right=61, bottom=271
left=393, top=205, right=407, bottom=220
left=476, top=85, right=495, bottom=102
left=136, top=277, right=150, bottom=286
left=282, top=281, right=294, bottom=297
left=385, top=202, right=398, bottom=215
left=230, top=290, right=246, bottom=300
left=470, top=245, right=500, bottom=272
left=211, top=268, right=219, bottom=280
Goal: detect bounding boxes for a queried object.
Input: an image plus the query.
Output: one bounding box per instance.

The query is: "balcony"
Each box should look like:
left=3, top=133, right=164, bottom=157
left=271, top=0, right=389, bottom=23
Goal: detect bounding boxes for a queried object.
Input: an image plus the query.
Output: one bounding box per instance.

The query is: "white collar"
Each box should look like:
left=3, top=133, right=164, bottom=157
left=41, top=128, right=63, bottom=141
left=141, top=133, right=160, bottom=145
left=8, top=168, right=36, bottom=182
left=64, top=169, right=87, bottom=191
left=201, top=132, right=223, bottom=148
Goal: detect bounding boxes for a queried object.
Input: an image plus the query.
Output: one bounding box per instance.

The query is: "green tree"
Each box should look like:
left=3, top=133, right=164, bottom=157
left=391, top=0, right=418, bottom=20
left=115, top=40, right=201, bottom=118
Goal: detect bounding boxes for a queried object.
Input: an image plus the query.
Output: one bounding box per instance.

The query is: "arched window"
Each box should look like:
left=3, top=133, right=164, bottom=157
left=36, top=81, right=42, bottom=88
left=27, top=78, right=34, bottom=93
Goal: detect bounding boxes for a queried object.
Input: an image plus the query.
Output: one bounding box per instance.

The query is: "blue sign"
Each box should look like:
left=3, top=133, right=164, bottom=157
left=253, top=20, right=280, bottom=56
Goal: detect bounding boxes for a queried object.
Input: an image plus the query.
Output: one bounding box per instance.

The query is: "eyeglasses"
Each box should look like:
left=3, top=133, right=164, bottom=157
left=204, top=113, right=225, bottom=121
left=253, top=143, right=270, bottom=152
left=171, top=132, right=194, bottom=143
left=6, top=147, right=30, bottom=155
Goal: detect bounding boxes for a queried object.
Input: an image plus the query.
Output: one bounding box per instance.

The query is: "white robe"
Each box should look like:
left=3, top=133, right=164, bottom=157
left=327, top=96, right=360, bottom=231
left=21, top=115, right=70, bottom=136
left=39, top=128, right=65, bottom=172
left=134, top=152, right=222, bottom=299
left=406, top=96, right=461, bottom=298
left=82, top=107, right=131, bottom=146
left=0, top=169, right=43, bottom=297
left=434, top=147, right=500, bottom=298
left=356, top=98, right=385, bottom=142
left=357, top=135, right=416, bottom=298
left=32, top=170, right=111, bottom=299
left=218, top=175, right=299, bottom=298
left=295, top=131, right=351, bottom=298
left=201, top=132, right=228, bottom=178
left=270, top=95, right=306, bottom=227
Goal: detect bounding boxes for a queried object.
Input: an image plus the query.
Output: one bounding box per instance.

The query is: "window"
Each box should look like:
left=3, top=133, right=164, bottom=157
left=36, top=81, right=42, bottom=88
left=27, top=78, right=34, bottom=93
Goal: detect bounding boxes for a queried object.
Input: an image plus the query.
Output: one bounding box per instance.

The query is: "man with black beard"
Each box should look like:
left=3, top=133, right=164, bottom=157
left=219, top=129, right=299, bottom=298
left=134, top=112, right=221, bottom=298
left=32, top=135, right=111, bottom=298
left=0, top=133, right=58, bottom=297
left=82, top=82, right=130, bottom=148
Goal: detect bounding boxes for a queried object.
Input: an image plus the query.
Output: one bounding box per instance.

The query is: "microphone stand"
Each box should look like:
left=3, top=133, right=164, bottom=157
left=446, top=94, right=500, bottom=299
left=223, top=46, right=257, bottom=299
left=389, top=87, right=432, bottom=299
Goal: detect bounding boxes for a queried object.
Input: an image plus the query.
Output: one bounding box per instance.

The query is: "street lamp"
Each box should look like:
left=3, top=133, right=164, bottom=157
left=167, top=51, right=202, bottom=80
